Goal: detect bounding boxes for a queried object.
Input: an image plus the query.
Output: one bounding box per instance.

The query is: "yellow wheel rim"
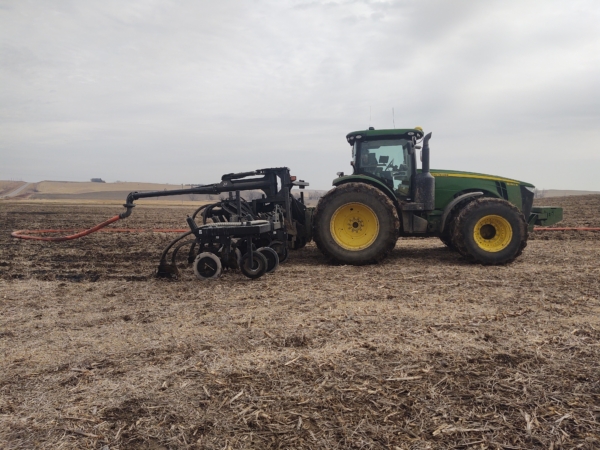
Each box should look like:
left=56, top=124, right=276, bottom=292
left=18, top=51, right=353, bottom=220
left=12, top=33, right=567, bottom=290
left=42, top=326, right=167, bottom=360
left=330, top=202, right=379, bottom=251
left=473, top=215, right=513, bottom=252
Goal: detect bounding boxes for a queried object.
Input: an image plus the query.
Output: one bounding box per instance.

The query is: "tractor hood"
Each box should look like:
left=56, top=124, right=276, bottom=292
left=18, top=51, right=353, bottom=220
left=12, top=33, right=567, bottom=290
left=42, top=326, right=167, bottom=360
left=429, top=169, right=535, bottom=188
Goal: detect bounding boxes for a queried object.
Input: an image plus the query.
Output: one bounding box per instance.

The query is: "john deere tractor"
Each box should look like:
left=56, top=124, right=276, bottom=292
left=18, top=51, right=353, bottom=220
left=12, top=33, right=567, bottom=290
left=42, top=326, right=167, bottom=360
left=313, top=127, right=563, bottom=265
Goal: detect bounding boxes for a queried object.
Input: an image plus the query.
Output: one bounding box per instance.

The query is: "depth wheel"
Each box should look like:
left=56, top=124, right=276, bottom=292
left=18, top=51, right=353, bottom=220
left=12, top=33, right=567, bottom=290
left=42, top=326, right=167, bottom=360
left=269, top=240, right=289, bottom=264
left=193, top=252, right=222, bottom=280
left=257, top=247, right=280, bottom=273
left=453, top=197, right=527, bottom=265
left=314, top=182, right=399, bottom=265
left=240, top=252, right=268, bottom=279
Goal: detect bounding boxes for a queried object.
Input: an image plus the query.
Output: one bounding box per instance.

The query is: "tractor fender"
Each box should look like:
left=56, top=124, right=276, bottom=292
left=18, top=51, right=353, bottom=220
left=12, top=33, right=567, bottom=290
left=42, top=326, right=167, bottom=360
left=439, top=191, right=484, bottom=233
left=332, top=175, right=399, bottom=209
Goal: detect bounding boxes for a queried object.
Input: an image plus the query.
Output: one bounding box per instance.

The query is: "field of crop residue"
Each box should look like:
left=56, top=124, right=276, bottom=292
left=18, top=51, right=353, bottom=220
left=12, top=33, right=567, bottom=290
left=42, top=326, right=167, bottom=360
left=1, top=196, right=599, bottom=449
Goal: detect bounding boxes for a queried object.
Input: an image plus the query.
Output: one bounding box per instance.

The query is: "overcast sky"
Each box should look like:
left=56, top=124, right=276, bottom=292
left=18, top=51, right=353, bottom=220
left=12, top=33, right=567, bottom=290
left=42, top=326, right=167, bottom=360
left=1, top=0, right=599, bottom=190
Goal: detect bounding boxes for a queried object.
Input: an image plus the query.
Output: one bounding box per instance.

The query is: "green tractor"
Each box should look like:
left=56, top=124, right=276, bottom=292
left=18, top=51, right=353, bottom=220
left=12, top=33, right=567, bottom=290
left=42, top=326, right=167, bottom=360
left=313, top=127, right=563, bottom=265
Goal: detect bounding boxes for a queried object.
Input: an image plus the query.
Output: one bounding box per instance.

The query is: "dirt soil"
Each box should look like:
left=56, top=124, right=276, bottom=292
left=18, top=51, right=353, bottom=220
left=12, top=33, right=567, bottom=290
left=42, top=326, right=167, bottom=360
left=1, top=197, right=599, bottom=449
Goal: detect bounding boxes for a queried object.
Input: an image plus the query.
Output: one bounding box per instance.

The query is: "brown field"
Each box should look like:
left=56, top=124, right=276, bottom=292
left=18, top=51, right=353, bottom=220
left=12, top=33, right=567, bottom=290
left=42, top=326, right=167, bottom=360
left=1, top=196, right=599, bottom=449
left=537, top=190, right=600, bottom=198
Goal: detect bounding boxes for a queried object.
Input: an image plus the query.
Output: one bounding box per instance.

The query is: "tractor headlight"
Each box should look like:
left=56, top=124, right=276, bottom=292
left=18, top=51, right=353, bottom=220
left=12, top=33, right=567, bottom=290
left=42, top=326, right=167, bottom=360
left=524, top=186, right=535, bottom=193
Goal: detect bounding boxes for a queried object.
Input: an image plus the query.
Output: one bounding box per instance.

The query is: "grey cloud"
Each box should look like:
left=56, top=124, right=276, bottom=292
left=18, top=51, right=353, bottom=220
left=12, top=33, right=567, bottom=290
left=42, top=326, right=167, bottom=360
left=1, top=0, right=599, bottom=190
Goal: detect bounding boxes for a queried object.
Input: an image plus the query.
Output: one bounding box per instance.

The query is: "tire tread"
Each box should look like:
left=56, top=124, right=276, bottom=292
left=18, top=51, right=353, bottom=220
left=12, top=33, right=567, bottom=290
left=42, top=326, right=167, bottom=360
left=452, top=197, right=528, bottom=265
left=313, top=183, right=400, bottom=265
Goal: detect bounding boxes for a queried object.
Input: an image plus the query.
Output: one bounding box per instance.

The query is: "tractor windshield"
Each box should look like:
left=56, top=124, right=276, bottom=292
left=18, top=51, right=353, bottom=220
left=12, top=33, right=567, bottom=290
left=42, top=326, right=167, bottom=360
left=355, top=139, right=412, bottom=196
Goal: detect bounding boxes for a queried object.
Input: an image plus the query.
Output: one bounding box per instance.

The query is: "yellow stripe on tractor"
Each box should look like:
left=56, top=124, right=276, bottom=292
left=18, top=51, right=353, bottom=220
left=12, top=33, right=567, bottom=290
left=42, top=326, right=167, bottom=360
left=432, top=172, right=520, bottom=186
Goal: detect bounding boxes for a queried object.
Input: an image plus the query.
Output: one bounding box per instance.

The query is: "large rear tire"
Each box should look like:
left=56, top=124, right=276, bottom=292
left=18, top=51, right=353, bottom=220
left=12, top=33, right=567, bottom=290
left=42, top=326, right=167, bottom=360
left=440, top=198, right=476, bottom=251
left=452, top=197, right=527, bottom=265
left=314, top=183, right=400, bottom=265
left=439, top=219, right=457, bottom=250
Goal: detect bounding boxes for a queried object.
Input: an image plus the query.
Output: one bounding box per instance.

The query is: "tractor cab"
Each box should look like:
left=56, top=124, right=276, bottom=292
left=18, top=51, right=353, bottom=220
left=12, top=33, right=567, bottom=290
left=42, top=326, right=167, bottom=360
left=347, top=128, right=424, bottom=199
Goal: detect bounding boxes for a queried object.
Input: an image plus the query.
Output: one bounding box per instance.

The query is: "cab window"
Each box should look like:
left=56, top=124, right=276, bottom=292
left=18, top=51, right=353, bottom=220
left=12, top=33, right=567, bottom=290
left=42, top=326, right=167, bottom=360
left=358, top=139, right=411, bottom=196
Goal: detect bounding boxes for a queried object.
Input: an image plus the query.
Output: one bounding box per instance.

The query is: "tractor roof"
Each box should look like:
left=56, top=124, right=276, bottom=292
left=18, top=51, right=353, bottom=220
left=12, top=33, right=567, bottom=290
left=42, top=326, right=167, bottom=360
left=346, top=127, right=424, bottom=145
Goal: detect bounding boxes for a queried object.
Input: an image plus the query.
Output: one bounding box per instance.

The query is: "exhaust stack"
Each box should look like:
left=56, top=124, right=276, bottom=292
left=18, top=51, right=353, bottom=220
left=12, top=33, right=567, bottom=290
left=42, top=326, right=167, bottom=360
left=414, top=132, right=435, bottom=211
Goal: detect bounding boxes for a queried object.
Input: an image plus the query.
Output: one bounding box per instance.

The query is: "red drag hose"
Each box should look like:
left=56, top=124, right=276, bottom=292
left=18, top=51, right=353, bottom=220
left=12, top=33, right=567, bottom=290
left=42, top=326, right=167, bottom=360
left=103, top=228, right=188, bottom=233
left=11, top=215, right=123, bottom=241
left=11, top=220, right=190, bottom=241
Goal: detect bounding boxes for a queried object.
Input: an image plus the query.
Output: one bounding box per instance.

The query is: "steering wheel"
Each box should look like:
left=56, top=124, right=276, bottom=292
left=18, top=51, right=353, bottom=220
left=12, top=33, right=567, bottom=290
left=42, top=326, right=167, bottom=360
left=384, top=159, right=394, bottom=171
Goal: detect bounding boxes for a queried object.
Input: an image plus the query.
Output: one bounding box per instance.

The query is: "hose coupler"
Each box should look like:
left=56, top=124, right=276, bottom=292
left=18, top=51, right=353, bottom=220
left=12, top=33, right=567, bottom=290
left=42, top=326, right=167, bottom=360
left=120, top=202, right=135, bottom=219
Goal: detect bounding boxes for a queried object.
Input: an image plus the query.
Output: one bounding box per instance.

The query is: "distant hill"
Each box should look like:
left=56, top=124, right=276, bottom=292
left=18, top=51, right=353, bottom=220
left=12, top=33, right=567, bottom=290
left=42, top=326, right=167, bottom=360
left=0, top=181, right=28, bottom=197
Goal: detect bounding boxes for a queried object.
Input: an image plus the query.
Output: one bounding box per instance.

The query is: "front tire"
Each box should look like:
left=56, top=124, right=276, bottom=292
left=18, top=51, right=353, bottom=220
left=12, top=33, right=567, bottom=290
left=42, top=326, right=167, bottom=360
left=314, top=183, right=399, bottom=265
left=453, top=197, right=527, bottom=265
